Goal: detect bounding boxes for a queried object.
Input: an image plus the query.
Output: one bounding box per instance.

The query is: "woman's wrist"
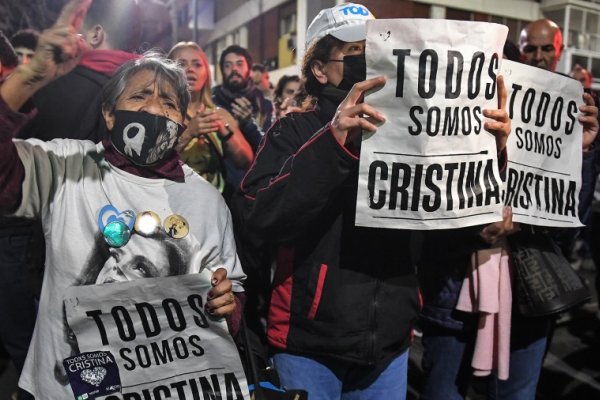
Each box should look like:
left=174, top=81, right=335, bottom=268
left=219, top=124, right=235, bottom=143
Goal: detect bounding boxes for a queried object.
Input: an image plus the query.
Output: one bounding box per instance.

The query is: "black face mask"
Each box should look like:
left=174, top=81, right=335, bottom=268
left=110, top=110, right=184, bottom=166
left=336, top=54, right=366, bottom=91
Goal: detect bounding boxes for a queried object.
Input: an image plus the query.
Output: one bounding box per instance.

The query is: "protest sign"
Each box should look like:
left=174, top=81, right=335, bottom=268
left=356, top=19, right=508, bottom=229
left=501, top=60, right=583, bottom=227
left=64, top=273, right=249, bottom=400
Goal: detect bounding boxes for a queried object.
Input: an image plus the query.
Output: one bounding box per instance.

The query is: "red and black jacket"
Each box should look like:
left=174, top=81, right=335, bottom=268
left=240, top=95, right=419, bottom=368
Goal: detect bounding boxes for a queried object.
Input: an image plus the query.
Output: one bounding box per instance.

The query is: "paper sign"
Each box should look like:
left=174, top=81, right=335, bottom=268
left=502, top=59, right=583, bottom=227
left=64, top=274, right=249, bottom=400
left=356, top=19, right=508, bottom=229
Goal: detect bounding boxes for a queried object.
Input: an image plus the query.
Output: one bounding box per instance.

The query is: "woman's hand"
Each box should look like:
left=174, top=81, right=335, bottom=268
left=480, top=206, right=519, bottom=244
left=191, top=105, right=225, bottom=136
left=331, top=76, right=387, bottom=145
left=1, top=0, right=91, bottom=111
left=580, top=92, right=599, bottom=151
left=205, top=268, right=236, bottom=317
left=23, top=0, right=90, bottom=86
left=277, top=97, right=304, bottom=117
left=176, top=105, right=225, bottom=152
left=482, top=75, right=511, bottom=153
left=215, top=108, right=253, bottom=168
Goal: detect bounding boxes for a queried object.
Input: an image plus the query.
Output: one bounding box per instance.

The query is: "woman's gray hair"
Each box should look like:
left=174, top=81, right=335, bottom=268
left=101, top=51, right=190, bottom=119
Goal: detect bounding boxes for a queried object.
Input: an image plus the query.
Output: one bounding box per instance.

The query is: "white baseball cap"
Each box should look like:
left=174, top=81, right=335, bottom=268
left=305, top=3, right=375, bottom=49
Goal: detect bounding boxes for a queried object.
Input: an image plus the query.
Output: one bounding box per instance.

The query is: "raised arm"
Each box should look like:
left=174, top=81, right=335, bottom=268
left=0, top=0, right=91, bottom=213
left=0, top=0, right=91, bottom=111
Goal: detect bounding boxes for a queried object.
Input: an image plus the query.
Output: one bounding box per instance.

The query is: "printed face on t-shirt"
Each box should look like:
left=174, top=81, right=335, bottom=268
left=95, top=235, right=171, bottom=283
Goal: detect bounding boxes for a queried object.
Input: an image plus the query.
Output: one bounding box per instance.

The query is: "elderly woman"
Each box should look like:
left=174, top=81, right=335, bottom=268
left=0, top=1, right=245, bottom=398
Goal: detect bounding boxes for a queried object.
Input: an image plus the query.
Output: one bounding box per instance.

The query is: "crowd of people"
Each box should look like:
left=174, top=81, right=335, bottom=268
left=0, top=0, right=599, bottom=399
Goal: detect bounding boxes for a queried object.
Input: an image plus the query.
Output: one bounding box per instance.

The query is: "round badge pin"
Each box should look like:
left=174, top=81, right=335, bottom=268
left=134, top=211, right=161, bottom=236
left=163, top=214, right=189, bottom=239
left=103, top=220, right=132, bottom=248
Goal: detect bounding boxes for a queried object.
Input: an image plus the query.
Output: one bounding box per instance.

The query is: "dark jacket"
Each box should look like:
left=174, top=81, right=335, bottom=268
left=240, top=95, right=419, bottom=367
left=18, top=49, right=138, bottom=143
left=18, top=65, right=110, bottom=143
left=213, top=83, right=274, bottom=196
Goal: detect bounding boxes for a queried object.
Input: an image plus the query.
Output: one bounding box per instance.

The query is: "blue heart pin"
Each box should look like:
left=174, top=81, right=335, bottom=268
left=97, top=205, right=136, bottom=232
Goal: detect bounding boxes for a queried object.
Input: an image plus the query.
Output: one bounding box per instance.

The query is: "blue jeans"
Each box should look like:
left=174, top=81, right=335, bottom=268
left=272, top=350, right=409, bottom=400
left=420, top=314, right=550, bottom=400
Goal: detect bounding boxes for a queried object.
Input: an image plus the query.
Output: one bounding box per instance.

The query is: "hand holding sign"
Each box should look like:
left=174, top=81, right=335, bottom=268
left=580, top=92, right=599, bottom=151
left=479, top=206, right=519, bottom=245
left=206, top=268, right=237, bottom=317
left=482, top=75, right=511, bottom=153
left=331, top=76, right=387, bottom=145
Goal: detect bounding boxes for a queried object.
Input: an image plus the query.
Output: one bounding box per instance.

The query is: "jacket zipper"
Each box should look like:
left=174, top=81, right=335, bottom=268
left=368, top=279, right=380, bottom=365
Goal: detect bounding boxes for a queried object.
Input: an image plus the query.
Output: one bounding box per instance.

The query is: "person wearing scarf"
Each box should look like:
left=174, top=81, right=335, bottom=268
left=0, top=1, right=245, bottom=398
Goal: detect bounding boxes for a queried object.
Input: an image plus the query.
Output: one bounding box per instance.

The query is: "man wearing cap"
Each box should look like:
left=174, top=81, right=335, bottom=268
left=240, top=4, right=419, bottom=398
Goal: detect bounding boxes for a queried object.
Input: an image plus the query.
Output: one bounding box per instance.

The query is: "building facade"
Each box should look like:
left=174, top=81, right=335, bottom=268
left=187, top=0, right=600, bottom=89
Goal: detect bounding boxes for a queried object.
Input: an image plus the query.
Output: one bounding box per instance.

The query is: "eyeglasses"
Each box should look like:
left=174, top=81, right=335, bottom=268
left=522, top=44, right=555, bottom=54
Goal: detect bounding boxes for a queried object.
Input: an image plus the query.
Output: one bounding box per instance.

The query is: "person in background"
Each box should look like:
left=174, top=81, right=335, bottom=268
left=571, top=64, right=593, bottom=89
left=9, top=29, right=39, bottom=66
left=417, top=42, right=516, bottom=400
left=420, top=23, right=599, bottom=400
left=18, top=0, right=142, bottom=143
left=213, top=45, right=274, bottom=196
left=0, top=30, right=36, bottom=400
left=570, top=64, right=599, bottom=270
left=0, top=31, right=18, bottom=78
left=520, top=19, right=599, bottom=260
left=251, top=63, right=272, bottom=99
left=167, top=42, right=252, bottom=193
left=0, top=0, right=245, bottom=397
left=273, top=74, right=301, bottom=118
left=571, top=64, right=600, bottom=333
left=502, top=40, right=520, bottom=63
left=213, top=45, right=274, bottom=152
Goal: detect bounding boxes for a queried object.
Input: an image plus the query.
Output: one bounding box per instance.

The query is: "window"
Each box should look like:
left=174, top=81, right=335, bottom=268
left=280, top=12, right=296, bottom=36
